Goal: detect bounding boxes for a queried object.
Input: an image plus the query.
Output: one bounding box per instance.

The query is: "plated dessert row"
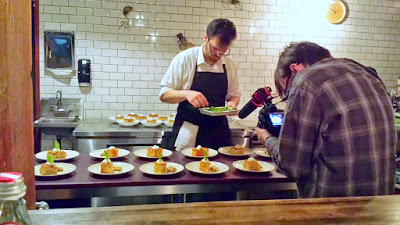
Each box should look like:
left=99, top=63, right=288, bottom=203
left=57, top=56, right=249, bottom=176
left=108, top=113, right=176, bottom=127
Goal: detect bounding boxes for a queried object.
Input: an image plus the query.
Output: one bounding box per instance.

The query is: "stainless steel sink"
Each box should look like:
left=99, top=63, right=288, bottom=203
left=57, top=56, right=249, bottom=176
left=34, top=117, right=81, bottom=128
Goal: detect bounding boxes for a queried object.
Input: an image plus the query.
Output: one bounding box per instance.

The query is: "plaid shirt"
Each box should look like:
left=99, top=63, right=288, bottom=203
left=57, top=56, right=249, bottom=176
left=266, top=58, right=397, bottom=198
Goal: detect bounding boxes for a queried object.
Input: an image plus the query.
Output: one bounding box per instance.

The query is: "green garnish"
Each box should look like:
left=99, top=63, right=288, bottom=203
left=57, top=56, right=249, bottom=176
left=157, top=151, right=162, bottom=161
left=208, top=106, right=232, bottom=112
left=104, top=151, right=110, bottom=160
left=202, top=149, right=208, bottom=161
left=54, top=140, right=60, bottom=149
left=47, top=154, right=54, bottom=164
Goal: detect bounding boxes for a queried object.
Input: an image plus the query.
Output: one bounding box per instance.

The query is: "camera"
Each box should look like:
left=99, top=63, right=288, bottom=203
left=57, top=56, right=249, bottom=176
left=238, top=86, right=283, bottom=137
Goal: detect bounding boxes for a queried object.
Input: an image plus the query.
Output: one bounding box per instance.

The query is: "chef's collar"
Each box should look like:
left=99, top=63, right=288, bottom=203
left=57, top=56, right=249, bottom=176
left=197, top=43, right=226, bottom=67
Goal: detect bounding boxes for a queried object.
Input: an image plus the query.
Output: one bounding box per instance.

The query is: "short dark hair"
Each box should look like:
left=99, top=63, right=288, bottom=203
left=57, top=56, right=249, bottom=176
left=206, top=18, right=237, bottom=46
left=274, top=41, right=332, bottom=96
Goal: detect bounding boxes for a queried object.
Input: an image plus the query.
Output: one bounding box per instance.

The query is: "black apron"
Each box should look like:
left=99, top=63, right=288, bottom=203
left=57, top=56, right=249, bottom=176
left=161, top=63, right=232, bottom=150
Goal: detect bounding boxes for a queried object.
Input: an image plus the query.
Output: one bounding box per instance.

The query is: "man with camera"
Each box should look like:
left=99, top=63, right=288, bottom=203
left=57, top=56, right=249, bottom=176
left=256, top=41, right=396, bottom=198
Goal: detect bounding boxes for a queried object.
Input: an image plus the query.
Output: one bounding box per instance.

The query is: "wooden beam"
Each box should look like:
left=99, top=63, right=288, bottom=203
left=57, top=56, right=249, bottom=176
left=0, top=0, right=36, bottom=209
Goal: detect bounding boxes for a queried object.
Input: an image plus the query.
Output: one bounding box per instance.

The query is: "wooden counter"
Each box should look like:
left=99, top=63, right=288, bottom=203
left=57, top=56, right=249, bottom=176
left=29, top=195, right=400, bottom=225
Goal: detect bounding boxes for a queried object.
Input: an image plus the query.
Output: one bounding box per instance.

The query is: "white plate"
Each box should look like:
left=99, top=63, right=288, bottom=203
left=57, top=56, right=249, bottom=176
left=185, top=161, right=229, bottom=175
left=89, top=148, right=130, bottom=159
left=254, top=147, right=271, bottom=158
left=117, top=119, right=140, bottom=127
left=141, top=120, right=163, bottom=127
left=181, top=148, right=218, bottom=158
left=107, top=116, right=117, bottom=123
left=35, top=150, right=79, bottom=161
left=232, top=160, right=275, bottom=173
left=133, top=148, right=173, bottom=159
left=35, top=163, right=76, bottom=177
left=139, top=162, right=183, bottom=175
left=199, top=107, right=238, bottom=116
left=163, top=120, right=174, bottom=127
left=218, top=146, right=253, bottom=156
left=87, top=162, right=134, bottom=176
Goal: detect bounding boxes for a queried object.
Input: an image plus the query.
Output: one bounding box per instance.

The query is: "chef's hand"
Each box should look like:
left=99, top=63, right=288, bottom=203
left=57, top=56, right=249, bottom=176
left=255, top=127, right=272, bottom=144
left=226, top=101, right=237, bottom=109
left=186, top=90, right=209, bottom=108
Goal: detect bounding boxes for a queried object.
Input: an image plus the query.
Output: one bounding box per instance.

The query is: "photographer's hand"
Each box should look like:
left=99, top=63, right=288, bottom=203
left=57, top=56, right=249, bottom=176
left=255, top=127, right=272, bottom=144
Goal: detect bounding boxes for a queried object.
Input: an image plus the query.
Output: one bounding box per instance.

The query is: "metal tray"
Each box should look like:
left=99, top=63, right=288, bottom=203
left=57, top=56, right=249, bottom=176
left=199, top=107, right=238, bottom=116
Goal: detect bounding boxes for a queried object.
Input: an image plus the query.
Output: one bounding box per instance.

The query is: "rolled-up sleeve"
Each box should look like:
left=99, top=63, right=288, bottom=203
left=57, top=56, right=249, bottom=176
left=159, top=56, right=185, bottom=99
left=226, top=59, right=241, bottom=100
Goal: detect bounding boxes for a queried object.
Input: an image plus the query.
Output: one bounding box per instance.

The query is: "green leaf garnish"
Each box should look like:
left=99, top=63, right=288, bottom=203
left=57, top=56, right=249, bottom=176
left=54, top=140, right=60, bottom=149
left=157, top=151, right=162, bottom=161
left=104, top=151, right=109, bottom=160
left=202, top=149, right=208, bottom=161
left=47, top=154, right=54, bottom=164
left=208, top=106, right=231, bottom=112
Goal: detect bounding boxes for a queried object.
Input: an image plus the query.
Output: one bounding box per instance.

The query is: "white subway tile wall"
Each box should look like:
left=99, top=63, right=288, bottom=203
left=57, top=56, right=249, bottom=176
left=39, top=0, right=400, bottom=120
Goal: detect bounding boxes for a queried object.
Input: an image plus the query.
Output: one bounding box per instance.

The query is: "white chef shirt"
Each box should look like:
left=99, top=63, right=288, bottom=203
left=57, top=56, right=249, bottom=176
left=159, top=44, right=241, bottom=101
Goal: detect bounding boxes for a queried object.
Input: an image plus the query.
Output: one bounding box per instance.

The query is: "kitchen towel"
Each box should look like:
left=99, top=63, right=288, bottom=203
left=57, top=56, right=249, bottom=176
left=174, top=121, right=199, bottom=151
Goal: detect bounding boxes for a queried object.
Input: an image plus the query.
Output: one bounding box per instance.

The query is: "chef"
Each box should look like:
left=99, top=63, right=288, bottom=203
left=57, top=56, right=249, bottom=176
left=159, top=18, right=241, bottom=150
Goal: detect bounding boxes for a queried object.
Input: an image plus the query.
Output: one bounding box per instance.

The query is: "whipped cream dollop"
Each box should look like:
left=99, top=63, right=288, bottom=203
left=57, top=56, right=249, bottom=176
left=201, top=158, right=209, bottom=162
left=45, top=161, right=54, bottom=165
left=247, top=157, right=255, bottom=162
left=102, top=158, right=111, bottom=163
left=152, top=145, right=159, bottom=149
left=52, top=148, right=60, bottom=152
left=196, top=145, right=202, bottom=150
left=157, top=158, right=164, bottom=164
left=108, top=146, right=115, bottom=149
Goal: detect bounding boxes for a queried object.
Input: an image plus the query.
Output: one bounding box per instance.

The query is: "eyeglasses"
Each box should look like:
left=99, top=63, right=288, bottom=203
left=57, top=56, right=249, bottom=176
left=207, top=40, right=231, bottom=57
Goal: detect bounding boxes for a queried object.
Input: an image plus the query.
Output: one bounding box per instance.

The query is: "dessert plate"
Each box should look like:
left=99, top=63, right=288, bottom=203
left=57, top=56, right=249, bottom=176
left=117, top=119, right=140, bottom=127
left=89, top=148, right=130, bottom=159
left=35, top=150, right=79, bottom=161
left=34, top=163, right=76, bottom=177
left=87, top=162, right=134, bottom=176
left=232, top=160, right=274, bottom=173
left=185, top=161, right=229, bottom=175
left=180, top=148, right=218, bottom=158
left=218, top=146, right=253, bottom=156
left=139, top=162, right=183, bottom=175
left=141, top=120, right=163, bottom=127
left=133, top=148, right=173, bottom=159
left=163, top=120, right=174, bottom=127
left=254, top=147, right=271, bottom=158
left=107, top=116, right=122, bottom=124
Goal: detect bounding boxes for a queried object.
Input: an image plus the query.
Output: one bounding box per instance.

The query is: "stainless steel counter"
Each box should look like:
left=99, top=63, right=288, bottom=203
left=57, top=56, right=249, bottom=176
left=73, top=119, right=254, bottom=153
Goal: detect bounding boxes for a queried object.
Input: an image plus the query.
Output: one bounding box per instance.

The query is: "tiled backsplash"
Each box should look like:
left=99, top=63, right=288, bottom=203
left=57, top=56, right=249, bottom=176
left=39, top=0, right=400, bottom=119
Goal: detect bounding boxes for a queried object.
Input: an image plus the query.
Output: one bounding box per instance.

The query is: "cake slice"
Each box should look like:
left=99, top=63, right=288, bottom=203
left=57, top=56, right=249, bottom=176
left=100, top=146, right=119, bottom=157
left=147, top=145, right=163, bottom=157
left=40, top=154, right=63, bottom=175
left=46, top=148, right=67, bottom=159
left=243, top=157, right=261, bottom=171
left=101, top=151, right=114, bottom=174
left=154, top=159, right=167, bottom=174
left=229, top=144, right=245, bottom=155
left=192, top=145, right=209, bottom=156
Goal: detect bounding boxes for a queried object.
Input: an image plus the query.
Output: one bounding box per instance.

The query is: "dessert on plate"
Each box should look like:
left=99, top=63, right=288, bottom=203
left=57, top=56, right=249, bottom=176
left=40, top=155, right=63, bottom=175
left=135, top=114, right=147, bottom=120
left=46, top=148, right=67, bottom=159
left=127, top=112, right=137, bottom=117
left=101, top=151, right=122, bottom=174
left=123, top=118, right=135, bottom=123
left=146, top=119, right=157, bottom=123
left=192, top=145, right=209, bottom=156
left=158, top=115, right=168, bottom=121
left=147, top=145, right=163, bottom=157
left=115, top=115, right=124, bottom=120
left=243, top=157, right=261, bottom=171
left=168, top=119, right=174, bottom=124
left=229, top=144, right=245, bottom=155
left=101, top=146, right=119, bottom=157
left=199, top=150, right=219, bottom=173
left=148, top=112, right=158, bottom=118
left=154, top=152, right=176, bottom=174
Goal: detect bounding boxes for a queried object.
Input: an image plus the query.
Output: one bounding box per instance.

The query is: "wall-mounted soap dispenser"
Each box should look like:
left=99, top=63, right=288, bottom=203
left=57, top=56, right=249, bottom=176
left=78, top=59, right=90, bottom=86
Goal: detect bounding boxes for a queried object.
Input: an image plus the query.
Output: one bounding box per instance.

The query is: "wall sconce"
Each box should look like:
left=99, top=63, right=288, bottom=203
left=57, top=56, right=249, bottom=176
left=118, top=6, right=133, bottom=30
left=220, top=0, right=243, bottom=10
